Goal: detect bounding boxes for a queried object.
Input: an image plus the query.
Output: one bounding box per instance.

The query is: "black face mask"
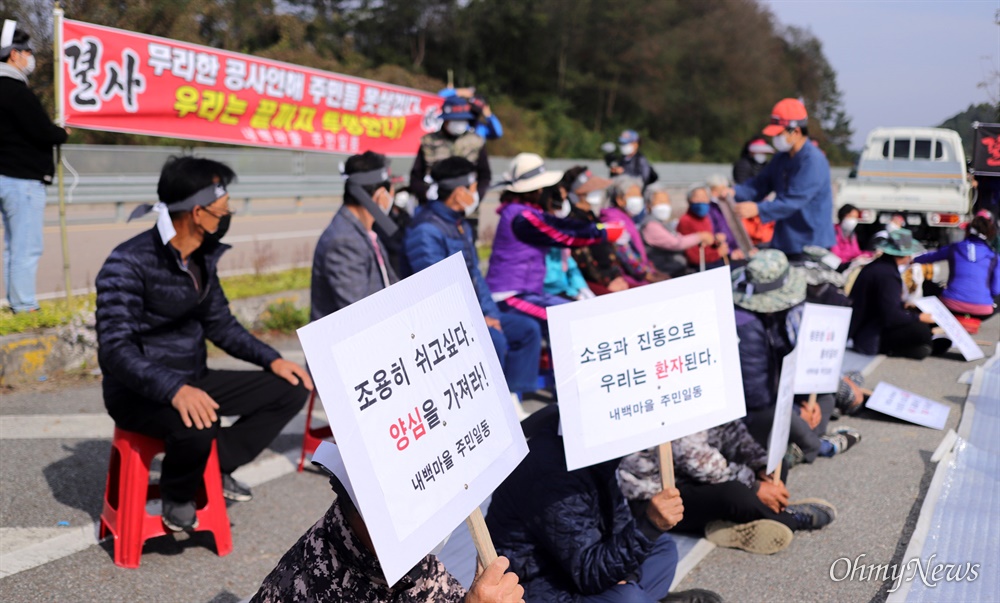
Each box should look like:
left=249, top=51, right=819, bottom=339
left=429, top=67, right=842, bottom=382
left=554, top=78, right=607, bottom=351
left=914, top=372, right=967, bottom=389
left=204, top=213, right=231, bottom=245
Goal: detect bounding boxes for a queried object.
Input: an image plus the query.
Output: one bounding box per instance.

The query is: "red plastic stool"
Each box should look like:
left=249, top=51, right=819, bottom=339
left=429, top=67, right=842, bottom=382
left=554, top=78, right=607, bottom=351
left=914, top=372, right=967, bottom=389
left=99, top=427, right=233, bottom=568
left=956, top=315, right=982, bottom=335
left=297, top=390, right=332, bottom=472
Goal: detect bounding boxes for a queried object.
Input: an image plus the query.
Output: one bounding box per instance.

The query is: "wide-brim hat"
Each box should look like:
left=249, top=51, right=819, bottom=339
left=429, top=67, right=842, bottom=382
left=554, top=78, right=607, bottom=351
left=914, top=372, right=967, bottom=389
left=732, top=249, right=807, bottom=313
left=571, top=169, right=613, bottom=195
left=501, top=153, right=564, bottom=193
left=877, top=228, right=925, bottom=257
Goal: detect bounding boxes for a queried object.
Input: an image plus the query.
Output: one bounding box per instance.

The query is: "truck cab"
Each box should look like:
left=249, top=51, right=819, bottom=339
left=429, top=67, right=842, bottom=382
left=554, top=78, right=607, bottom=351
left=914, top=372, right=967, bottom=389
left=838, top=127, right=971, bottom=246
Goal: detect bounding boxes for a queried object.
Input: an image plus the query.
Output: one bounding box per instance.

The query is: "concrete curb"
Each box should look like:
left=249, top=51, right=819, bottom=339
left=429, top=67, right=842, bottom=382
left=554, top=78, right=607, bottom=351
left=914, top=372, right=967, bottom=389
left=0, top=288, right=309, bottom=387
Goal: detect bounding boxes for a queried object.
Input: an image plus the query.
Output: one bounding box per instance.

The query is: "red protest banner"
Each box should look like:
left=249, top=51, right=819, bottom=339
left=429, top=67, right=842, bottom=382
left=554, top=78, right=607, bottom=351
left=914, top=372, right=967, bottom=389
left=59, top=19, right=442, bottom=156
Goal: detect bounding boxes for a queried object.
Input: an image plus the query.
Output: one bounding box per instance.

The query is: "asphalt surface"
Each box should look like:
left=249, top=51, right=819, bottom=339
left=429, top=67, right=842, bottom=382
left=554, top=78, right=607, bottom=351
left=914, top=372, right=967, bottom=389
left=0, top=322, right=997, bottom=602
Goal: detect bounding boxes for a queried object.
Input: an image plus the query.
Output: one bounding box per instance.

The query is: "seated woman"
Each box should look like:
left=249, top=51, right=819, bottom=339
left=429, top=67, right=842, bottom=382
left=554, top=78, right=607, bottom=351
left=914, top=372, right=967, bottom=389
left=601, top=175, right=665, bottom=285
left=677, top=186, right=734, bottom=270
left=618, top=419, right=837, bottom=556
left=639, top=182, right=714, bottom=277
left=485, top=154, right=618, bottom=325
left=830, top=204, right=870, bottom=268
left=914, top=214, right=999, bottom=322
left=849, top=229, right=938, bottom=359
left=542, top=186, right=594, bottom=301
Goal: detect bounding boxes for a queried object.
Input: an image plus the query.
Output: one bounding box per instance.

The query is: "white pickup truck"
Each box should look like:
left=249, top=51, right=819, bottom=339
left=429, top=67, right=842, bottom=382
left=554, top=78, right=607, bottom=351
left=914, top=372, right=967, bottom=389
left=836, top=127, right=971, bottom=245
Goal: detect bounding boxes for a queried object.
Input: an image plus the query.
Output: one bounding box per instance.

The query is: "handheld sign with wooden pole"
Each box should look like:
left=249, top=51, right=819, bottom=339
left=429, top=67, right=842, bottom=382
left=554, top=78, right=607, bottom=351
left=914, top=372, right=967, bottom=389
left=717, top=194, right=754, bottom=258
left=297, top=253, right=526, bottom=584
left=914, top=296, right=986, bottom=361
left=793, top=303, right=853, bottom=396
left=548, top=267, right=747, bottom=476
left=767, top=351, right=798, bottom=480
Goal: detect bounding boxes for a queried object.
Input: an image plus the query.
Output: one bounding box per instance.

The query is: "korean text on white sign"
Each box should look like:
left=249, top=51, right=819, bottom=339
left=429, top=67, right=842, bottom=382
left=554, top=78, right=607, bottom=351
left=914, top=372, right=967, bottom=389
left=297, top=253, right=528, bottom=584
left=548, top=267, right=747, bottom=471
left=914, top=296, right=985, bottom=362
left=794, top=303, right=852, bottom=394
left=864, top=382, right=951, bottom=430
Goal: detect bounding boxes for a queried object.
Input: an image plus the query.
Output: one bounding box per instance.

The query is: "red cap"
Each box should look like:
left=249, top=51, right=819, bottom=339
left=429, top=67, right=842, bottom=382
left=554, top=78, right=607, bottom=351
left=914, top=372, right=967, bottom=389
left=762, top=98, right=808, bottom=136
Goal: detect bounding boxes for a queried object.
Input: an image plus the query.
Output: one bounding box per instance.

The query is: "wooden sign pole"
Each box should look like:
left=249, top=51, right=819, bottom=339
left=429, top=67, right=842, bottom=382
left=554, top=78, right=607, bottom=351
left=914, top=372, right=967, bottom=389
left=465, top=507, right=497, bottom=566
left=658, top=443, right=675, bottom=489
left=698, top=244, right=706, bottom=272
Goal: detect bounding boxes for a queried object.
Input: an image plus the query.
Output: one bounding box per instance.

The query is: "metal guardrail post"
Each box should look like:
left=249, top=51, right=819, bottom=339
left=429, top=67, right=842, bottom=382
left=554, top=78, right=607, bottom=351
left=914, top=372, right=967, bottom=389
left=116, top=202, right=125, bottom=222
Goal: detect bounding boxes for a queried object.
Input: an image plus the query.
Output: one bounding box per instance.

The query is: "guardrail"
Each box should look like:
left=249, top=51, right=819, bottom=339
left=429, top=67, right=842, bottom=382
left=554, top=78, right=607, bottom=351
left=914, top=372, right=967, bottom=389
left=47, top=145, right=851, bottom=221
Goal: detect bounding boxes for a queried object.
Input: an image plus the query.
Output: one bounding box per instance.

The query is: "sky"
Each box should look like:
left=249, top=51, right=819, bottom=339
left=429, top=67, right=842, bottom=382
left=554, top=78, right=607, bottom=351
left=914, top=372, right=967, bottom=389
left=764, top=0, right=999, bottom=149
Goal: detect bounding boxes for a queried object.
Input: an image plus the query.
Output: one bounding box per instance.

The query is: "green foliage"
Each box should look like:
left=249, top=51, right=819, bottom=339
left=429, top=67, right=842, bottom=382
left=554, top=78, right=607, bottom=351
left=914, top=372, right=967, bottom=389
left=259, top=300, right=309, bottom=333
left=0, top=297, right=95, bottom=337
left=219, top=268, right=311, bottom=300
left=938, top=103, right=1000, bottom=158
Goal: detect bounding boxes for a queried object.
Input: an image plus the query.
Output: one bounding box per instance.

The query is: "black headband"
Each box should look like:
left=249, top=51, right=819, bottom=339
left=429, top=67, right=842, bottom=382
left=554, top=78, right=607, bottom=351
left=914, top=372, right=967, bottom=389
left=434, top=172, right=476, bottom=190
left=344, top=167, right=397, bottom=237
left=128, top=183, right=227, bottom=222
left=735, top=266, right=789, bottom=299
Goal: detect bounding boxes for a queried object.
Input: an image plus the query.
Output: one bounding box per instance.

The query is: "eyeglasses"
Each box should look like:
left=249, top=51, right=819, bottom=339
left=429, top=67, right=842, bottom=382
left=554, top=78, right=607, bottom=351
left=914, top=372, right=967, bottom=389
left=200, top=206, right=235, bottom=219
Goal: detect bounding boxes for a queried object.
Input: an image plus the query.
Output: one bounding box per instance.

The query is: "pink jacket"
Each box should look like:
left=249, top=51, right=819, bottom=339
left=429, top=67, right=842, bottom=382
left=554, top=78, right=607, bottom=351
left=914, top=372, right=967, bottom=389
left=831, top=224, right=864, bottom=264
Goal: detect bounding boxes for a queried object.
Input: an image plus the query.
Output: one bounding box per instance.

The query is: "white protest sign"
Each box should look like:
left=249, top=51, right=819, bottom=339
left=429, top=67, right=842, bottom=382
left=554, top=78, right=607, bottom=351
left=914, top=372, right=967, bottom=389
left=914, top=296, right=985, bottom=361
left=766, top=351, right=797, bottom=475
left=297, top=253, right=528, bottom=584
left=548, top=267, right=746, bottom=471
left=864, top=382, right=950, bottom=430
left=795, top=303, right=853, bottom=394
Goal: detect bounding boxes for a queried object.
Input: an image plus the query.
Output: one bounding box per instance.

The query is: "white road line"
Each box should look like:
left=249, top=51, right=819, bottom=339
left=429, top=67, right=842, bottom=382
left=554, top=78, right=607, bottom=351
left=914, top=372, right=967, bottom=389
left=0, top=447, right=305, bottom=579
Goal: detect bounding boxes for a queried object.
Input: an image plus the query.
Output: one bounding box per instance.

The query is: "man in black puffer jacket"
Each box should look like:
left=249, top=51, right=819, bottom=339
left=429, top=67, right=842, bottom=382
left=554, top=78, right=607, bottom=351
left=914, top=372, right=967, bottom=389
left=486, top=407, right=721, bottom=603
left=96, top=156, right=311, bottom=532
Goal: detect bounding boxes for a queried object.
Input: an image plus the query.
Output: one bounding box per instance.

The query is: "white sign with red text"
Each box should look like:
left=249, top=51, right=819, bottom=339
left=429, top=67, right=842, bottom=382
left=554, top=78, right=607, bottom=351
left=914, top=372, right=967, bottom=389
left=548, top=267, right=746, bottom=471
left=297, top=253, right=528, bottom=585
left=794, top=303, right=853, bottom=394
left=864, top=382, right=950, bottom=430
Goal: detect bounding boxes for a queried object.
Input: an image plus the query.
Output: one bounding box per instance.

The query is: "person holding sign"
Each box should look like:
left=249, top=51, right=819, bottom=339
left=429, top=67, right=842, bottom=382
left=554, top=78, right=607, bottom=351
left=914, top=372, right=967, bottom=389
left=96, top=157, right=311, bottom=532
left=733, top=251, right=860, bottom=465
left=619, top=420, right=837, bottom=555
left=311, top=151, right=398, bottom=321
left=252, top=471, right=525, bottom=602
left=403, top=156, right=543, bottom=404
left=487, top=408, right=722, bottom=603
left=848, top=229, right=939, bottom=359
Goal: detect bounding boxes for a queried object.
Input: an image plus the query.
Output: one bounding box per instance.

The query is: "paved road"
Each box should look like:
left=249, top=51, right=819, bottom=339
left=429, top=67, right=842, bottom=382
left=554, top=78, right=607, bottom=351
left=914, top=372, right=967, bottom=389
left=0, top=321, right=996, bottom=602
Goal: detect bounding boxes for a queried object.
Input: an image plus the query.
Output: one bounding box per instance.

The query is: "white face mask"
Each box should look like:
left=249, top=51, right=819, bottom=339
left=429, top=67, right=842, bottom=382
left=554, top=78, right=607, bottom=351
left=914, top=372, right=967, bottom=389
left=464, top=191, right=480, bottom=217
left=771, top=133, right=792, bottom=153
left=619, top=143, right=637, bottom=157
left=625, top=196, right=644, bottom=217
left=651, top=204, right=672, bottom=223
left=393, top=191, right=410, bottom=209
left=445, top=121, right=469, bottom=137
left=554, top=199, right=571, bottom=219
left=752, top=153, right=769, bottom=164
left=886, top=221, right=902, bottom=233
left=841, top=217, right=858, bottom=235
left=20, top=53, right=36, bottom=76
left=585, top=191, right=604, bottom=215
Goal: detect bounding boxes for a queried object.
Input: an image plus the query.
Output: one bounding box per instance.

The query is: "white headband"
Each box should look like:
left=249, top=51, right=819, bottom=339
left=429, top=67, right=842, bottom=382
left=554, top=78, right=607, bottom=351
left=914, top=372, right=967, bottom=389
left=1, top=20, right=17, bottom=50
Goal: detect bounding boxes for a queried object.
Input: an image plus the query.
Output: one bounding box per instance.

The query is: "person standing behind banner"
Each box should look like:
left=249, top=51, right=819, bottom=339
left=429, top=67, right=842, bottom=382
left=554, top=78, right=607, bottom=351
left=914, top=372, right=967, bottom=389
left=409, top=95, right=490, bottom=204
left=610, top=129, right=659, bottom=189
left=311, top=151, right=397, bottom=322
left=0, top=20, right=70, bottom=313
left=96, top=156, right=311, bottom=532
left=733, top=99, right=835, bottom=259
left=732, top=138, right=774, bottom=185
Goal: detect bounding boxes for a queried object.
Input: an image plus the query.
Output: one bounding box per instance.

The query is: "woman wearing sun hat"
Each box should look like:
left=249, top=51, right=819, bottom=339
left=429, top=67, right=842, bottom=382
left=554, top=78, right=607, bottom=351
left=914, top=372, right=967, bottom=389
left=484, top=153, right=622, bottom=326
left=848, top=229, right=938, bottom=359
left=734, top=250, right=861, bottom=467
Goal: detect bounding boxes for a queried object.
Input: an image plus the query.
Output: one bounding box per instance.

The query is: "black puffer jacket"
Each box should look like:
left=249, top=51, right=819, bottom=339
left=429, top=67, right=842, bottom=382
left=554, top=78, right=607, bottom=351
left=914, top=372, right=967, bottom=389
left=486, top=411, right=656, bottom=602
left=96, top=228, right=281, bottom=412
left=735, top=304, right=802, bottom=411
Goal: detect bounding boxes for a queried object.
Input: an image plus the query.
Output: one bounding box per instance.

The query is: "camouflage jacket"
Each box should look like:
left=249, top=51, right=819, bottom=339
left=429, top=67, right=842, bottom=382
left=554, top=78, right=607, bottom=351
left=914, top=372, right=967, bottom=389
left=618, top=420, right=768, bottom=501
left=251, top=499, right=466, bottom=603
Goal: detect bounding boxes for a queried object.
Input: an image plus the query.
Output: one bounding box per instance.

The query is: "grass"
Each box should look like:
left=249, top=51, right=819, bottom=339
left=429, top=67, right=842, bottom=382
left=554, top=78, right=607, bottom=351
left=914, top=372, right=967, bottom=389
left=259, top=300, right=310, bottom=333
left=1, top=267, right=312, bottom=337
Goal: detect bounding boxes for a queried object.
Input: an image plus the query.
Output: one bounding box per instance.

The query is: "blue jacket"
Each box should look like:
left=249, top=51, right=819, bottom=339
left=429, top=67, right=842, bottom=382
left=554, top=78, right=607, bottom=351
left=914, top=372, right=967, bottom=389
left=96, top=229, right=281, bottom=412
left=735, top=141, right=835, bottom=255
left=915, top=238, right=1000, bottom=307
left=403, top=202, right=500, bottom=319
left=486, top=411, right=661, bottom=602
left=544, top=248, right=588, bottom=298
left=311, top=206, right=397, bottom=322
left=735, top=305, right=802, bottom=411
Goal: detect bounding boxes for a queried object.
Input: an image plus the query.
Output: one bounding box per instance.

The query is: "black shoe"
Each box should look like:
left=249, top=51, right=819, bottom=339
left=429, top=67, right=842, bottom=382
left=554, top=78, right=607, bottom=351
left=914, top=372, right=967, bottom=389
left=931, top=335, right=953, bottom=356
left=661, top=588, right=725, bottom=603
left=222, top=473, right=253, bottom=502
left=784, top=498, right=836, bottom=531
left=820, top=427, right=861, bottom=455
left=162, top=499, right=198, bottom=532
